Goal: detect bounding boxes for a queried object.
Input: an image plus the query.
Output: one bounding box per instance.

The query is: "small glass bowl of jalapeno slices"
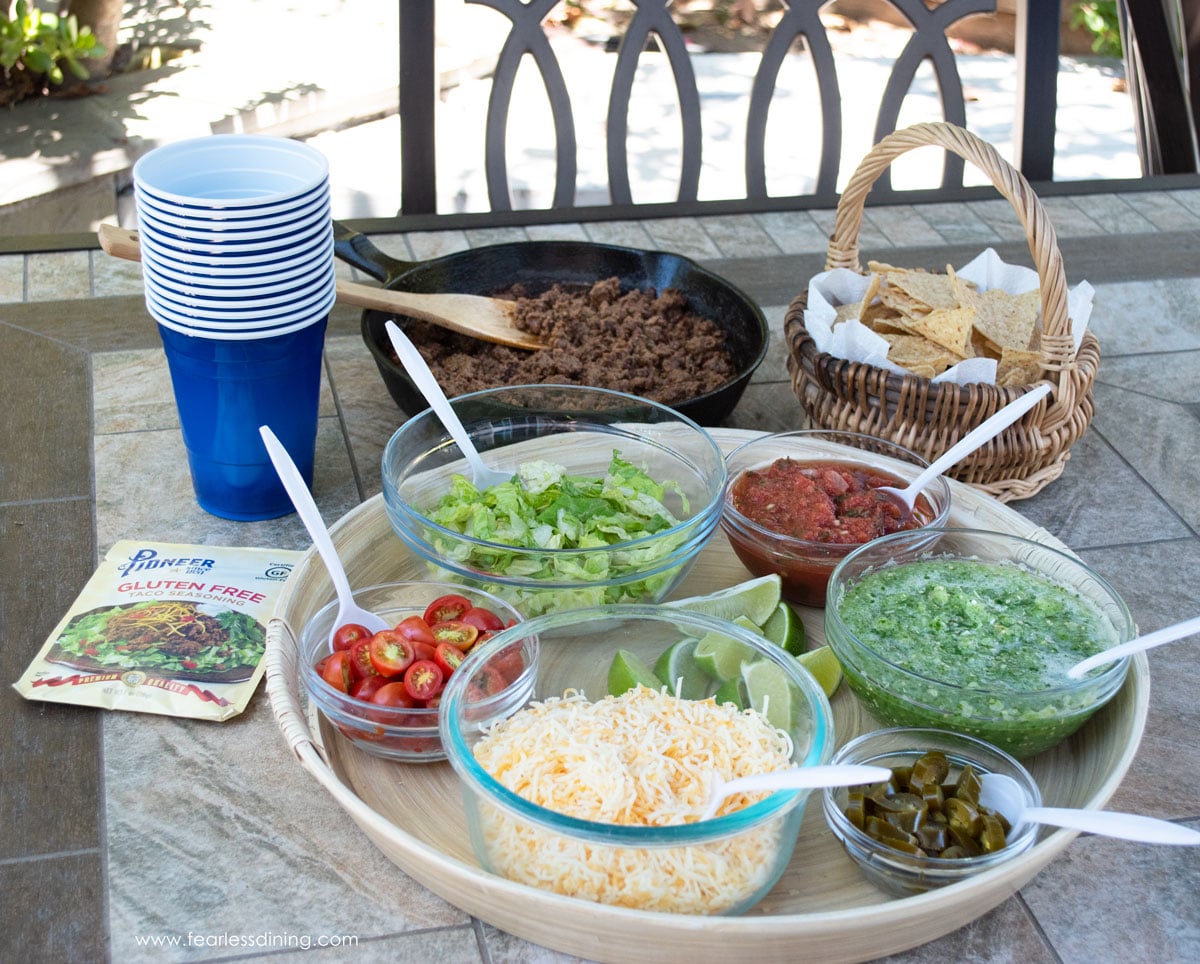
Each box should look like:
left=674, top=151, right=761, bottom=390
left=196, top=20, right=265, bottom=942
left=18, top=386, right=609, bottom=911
left=822, top=727, right=1042, bottom=896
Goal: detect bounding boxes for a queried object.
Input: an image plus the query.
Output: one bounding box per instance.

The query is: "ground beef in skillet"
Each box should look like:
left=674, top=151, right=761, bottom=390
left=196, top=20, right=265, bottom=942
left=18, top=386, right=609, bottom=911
left=389, top=277, right=739, bottom=405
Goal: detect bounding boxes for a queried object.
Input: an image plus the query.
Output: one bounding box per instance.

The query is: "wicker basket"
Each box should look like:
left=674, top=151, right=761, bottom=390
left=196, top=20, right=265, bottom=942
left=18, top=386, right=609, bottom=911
left=784, top=122, right=1099, bottom=502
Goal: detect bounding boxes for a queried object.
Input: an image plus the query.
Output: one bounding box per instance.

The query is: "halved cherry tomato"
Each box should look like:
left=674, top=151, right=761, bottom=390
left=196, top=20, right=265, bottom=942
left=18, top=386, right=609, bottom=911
left=433, top=641, right=466, bottom=677
left=431, top=619, right=479, bottom=650
left=371, top=680, right=419, bottom=708
left=466, top=666, right=508, bottom=701
left=332, top=622, right=372, bottom=652
left=351, top=674, right=388, bottom=702
left=403, top=659, right=444, bottom=701
left=320, top=650, right=353, bottom=693
left=349, top=638, right=380, bottom=681
left=492, top=644, right=526, bottom=685
left=368, top=629, right=415, bottom=676
left=399, top=707, right=439, bottom=728
left=423, top=593, right=472, bottom=626
left=461, top=606, right=505, bottom=632
left=396, top=615, right=436, bottom=645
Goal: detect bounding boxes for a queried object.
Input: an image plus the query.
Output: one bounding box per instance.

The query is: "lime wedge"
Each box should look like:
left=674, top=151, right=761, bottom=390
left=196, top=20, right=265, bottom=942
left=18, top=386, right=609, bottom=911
left=692, top=617, right=761, bottom=682
left=761, top=601, right=807, bottom=656
left=608, top=649, right=665, bottom=697
left=741, top=659, right=799, bottom=731
left=664, top=574, right=783, bottom=628
left=653, top=638, right=710, bottom=700
left=714, top=675, right=747, bottom=710
left=796, top=645, right=843, bottom=698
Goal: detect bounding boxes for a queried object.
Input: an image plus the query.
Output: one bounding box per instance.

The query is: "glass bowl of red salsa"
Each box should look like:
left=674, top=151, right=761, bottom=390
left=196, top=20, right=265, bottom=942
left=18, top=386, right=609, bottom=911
left=719, top=430, right=951, bottom=607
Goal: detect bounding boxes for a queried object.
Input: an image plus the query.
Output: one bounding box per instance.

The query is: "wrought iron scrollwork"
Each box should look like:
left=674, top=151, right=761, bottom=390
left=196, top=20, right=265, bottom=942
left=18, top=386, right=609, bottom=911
left=461, top=0, right=1001, bottom=210
left=745, top=0, right=841, bottom=204
left=607, top=0, right=702, bottom=204
left=874, top=0, right=997, bottom=191
left=469, top=0, right=577, bottom=211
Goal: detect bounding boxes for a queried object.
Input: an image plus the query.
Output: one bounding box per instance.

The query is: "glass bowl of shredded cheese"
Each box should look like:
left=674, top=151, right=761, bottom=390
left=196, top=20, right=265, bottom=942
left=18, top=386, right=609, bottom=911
left=437, top=604, right=835, bottom=915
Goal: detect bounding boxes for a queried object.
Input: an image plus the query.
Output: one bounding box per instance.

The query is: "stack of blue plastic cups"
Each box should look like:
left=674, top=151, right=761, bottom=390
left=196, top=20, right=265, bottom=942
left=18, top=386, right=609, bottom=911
left=132, top=133, right=336, bottom=521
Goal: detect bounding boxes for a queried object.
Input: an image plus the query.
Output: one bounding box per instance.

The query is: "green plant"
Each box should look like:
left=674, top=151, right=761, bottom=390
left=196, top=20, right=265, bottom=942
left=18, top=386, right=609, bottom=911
left=1071, top=1, right=1123, bottom=59
left=1, top=0, right=106, bottom=86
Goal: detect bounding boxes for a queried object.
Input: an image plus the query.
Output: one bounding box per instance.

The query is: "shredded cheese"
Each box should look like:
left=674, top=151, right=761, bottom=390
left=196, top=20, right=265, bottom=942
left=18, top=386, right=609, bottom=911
left=471, top=685, right=797, bottom=914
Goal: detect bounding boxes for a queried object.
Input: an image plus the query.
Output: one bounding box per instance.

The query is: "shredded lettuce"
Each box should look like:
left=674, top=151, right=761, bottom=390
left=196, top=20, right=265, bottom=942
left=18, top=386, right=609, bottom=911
left=420, top=452, right=694, bottom=615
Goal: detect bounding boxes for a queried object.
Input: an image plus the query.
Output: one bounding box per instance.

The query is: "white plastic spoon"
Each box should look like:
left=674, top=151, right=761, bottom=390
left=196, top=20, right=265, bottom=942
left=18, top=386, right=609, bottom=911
left=978, top=772, right=1200, bottom=845
left=1067, top=614, right=1200, bottom=679
left=699, top=764, right=892, bottom=822
left=385, top=319, right=512, bottom=490
left=877, top=383, right=1054, bottom=515
left=258, top=425, right=389, bottom=651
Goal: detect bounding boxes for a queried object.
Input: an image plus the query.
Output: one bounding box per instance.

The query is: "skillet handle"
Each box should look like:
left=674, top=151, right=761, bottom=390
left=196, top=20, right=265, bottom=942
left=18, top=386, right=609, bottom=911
left=333, top=221, right=420, bottom=284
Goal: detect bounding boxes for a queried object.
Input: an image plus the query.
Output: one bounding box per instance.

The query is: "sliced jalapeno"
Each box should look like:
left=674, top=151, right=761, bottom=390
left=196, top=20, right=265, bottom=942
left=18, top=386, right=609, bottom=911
left=842, top=750, right=1012, bottom=860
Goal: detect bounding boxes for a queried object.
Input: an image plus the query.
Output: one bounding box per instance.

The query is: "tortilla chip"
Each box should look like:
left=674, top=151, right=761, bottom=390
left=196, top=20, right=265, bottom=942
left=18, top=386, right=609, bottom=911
left=843, top=264, right=1041, bottom=383
left=996, top=346, right=1044, bottom=386
left=972, top=288, right=1041, bottom=352
left=884, top=269, right=961, bottom=311
left=861, top=272, right=882, bottom=305
left=903, top=304, right=976, bottom=356
left=968, top=327, right=995, bottom=359
left=883, top=332, right=962, bottom=376
left=877, top=285, right=927, bottom=318
left=833, top=301, right=863, bottom=324
left=860, top=300, right=910, bottom=334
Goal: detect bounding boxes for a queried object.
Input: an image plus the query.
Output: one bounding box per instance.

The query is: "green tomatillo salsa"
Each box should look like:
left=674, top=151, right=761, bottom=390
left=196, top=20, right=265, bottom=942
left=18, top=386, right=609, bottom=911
left=833, top=558, right=1125, bottom=757
left=838, top=559, right=1119, bottom=691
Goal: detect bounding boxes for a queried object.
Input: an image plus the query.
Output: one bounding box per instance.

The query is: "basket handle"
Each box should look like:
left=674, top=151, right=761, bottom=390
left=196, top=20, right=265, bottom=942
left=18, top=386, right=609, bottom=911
left=265, top=617, right=330, bottom=765
left=828, top=122, right=1076, bottom=378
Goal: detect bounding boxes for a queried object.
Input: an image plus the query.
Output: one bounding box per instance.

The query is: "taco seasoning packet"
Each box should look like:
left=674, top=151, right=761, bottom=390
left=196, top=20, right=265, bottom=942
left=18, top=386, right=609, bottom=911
left=13, top=540, right=302, bottom=721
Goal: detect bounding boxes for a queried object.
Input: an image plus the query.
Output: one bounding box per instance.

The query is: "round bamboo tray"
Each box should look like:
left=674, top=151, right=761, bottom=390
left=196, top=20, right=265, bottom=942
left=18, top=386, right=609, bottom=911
left=785, top=122, right=1101, bottom=502
left=264, top=430, right=1148, bottom=963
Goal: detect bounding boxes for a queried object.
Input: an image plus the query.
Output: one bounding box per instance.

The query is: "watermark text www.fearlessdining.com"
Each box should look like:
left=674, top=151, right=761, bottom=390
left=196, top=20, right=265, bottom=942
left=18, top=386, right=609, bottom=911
left=134, top=931, right=359, bottom=951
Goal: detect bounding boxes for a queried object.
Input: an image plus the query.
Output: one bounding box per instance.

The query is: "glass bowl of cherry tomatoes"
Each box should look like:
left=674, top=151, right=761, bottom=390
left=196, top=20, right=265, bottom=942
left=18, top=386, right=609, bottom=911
left=298, top=581, right=522, bottom=762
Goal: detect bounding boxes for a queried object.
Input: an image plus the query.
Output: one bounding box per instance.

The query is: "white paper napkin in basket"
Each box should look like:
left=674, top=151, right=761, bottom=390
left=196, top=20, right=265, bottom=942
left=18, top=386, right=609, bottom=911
left=804, top=248, right=1093, bottom=386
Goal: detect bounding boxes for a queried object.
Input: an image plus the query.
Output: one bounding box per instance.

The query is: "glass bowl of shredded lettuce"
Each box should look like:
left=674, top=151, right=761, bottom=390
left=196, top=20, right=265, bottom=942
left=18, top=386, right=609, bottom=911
left=381, top=385, right=726, bottom=617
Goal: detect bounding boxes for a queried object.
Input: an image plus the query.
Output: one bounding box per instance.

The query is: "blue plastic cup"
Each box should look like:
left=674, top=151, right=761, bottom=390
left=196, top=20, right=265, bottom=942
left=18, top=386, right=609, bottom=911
left=157, top=318, right=327, bottom=520
left=133, top=134, right=329, bottom=209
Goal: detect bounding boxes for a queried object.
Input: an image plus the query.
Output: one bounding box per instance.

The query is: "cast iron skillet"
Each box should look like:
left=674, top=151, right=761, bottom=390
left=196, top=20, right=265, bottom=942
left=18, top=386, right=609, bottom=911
left=335, top=223, right=770, bottom=426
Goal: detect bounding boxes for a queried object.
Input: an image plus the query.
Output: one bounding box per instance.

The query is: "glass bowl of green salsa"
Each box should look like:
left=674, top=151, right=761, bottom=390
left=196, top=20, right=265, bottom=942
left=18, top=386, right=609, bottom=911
left=822, top=727, right=1043, bottom=895
left=824, top=528, right=1136, bottom=758
left=719, top=430, right=951, bottom=608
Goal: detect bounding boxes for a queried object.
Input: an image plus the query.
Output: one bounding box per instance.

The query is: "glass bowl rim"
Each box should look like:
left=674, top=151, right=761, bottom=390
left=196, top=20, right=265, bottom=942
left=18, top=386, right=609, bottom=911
left=382, top=383, right=728, bottom=558
left=824, top=526, right=1135, bottom=700
left=720, top=429, right=952, bottom=551
left=298, top=579, right=522, bottom=726
left=822, top=726, right=1043, bottom=874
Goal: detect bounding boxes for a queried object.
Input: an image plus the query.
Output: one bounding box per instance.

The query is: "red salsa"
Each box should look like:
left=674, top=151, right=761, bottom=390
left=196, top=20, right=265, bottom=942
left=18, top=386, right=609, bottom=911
left=730, top=458, right=935, bottom=544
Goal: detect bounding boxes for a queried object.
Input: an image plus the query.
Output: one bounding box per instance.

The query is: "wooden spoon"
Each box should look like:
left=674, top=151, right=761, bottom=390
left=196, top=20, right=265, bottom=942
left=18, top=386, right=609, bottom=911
left=97, top=223, right=544, bottom=351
